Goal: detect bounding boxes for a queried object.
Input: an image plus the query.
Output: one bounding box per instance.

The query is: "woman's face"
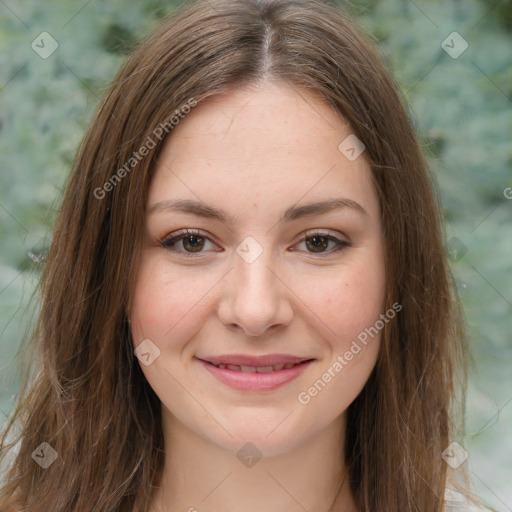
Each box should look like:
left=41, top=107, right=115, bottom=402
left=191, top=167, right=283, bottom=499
left=130, top=82, right=386, bottom=456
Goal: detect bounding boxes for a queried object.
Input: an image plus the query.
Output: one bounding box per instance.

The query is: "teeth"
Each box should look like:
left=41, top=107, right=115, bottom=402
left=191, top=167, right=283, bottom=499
left=213, top=362, right=302, bottom=372
left=256, top=365, right=274, bottom=373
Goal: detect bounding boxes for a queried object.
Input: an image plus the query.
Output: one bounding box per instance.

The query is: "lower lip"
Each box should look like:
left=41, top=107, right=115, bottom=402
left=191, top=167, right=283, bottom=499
left=197, top=358, right=313, bottom=391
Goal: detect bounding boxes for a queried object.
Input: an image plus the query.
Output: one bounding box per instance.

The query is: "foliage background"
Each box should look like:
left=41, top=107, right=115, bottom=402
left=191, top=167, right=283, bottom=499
left=0, top=0, right=510, bottom=508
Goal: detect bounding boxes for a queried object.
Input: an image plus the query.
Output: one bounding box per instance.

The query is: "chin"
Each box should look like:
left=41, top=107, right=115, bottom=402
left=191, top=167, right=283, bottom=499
left=214, top=429, right=304, bottom=459
left=203, top=411, right=321, bottom=459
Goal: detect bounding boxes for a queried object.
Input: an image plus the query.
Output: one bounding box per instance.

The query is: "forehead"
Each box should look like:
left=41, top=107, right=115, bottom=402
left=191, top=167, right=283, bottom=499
left=149, top=82, right=378, bottom=222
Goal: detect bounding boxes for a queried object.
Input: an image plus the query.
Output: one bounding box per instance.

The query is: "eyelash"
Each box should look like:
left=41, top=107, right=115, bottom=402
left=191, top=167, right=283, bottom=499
left=160, top=229, right=351, bottom=257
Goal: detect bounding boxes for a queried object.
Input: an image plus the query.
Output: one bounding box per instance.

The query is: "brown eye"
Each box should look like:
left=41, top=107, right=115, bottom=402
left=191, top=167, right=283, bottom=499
left=305, top=235, right=329, bottom=252
left=161, top=230, right=216, bottom=255
left=295, top=232, right=351, bottom=255
left=182, top=234, right=205, bottom=252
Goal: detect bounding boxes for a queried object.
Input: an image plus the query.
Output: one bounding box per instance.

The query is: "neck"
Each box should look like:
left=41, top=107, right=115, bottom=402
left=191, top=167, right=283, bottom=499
left=146, top=409, right=357, bottom=512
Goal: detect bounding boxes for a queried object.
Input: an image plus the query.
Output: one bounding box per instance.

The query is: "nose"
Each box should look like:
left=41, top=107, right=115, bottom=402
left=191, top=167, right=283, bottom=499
left=217, top=242, right=294, bottom=337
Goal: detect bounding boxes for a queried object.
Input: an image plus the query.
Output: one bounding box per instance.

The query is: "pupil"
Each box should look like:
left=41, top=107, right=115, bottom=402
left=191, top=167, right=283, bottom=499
left=307, top=236, right=328, bottom=252
left=184, top=235, right=204, bottom=252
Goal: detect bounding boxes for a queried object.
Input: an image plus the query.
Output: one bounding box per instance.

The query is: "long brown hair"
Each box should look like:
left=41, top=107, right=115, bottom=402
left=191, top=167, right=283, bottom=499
left=0, top=0, right=470, bottom=510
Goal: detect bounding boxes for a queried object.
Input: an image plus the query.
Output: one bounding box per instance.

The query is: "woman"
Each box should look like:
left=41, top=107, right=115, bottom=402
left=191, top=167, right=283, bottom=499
left=0, top=0, right=492, bottom=510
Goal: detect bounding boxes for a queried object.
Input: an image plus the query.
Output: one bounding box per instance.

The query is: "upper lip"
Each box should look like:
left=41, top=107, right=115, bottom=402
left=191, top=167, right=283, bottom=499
left=197, top=354, right=314, bottom=367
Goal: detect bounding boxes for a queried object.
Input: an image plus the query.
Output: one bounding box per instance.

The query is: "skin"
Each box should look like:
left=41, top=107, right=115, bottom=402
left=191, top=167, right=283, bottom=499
left=130, top=81, right=386, bottom=512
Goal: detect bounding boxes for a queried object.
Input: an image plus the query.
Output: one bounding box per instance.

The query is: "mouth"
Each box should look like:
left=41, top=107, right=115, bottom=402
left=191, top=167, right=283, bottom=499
left=195, top=355, right=315, bottom=391
left=203, top=361, right=310, bottom=372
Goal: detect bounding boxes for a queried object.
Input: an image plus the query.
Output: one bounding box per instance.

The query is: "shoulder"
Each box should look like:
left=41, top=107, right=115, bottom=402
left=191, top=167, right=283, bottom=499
left=444, top=487, right=494, bottom=512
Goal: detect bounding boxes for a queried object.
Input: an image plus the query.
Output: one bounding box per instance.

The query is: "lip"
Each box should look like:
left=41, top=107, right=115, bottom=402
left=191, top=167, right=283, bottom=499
left=198, top=353, right=311, bottom=367
left=196, top=355, right=314, bottom=391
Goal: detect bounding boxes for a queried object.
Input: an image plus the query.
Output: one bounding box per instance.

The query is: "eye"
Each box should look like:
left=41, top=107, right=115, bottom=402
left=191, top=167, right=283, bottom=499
left=294, top=231, right=351, bottom=254
left=161, top=229, right=219, bottom=255
left=160, top=229, right=351, bottom=257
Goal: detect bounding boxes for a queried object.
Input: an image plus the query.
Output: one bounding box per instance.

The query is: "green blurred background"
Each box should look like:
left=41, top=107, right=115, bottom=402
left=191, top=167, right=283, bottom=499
left=0, top=0, right=510, bottom=508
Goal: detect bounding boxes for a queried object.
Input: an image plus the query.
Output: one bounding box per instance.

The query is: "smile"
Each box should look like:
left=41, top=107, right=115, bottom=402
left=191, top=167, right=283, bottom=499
left=209, top=362, right=300, bottom=372
left=197, top=357, right=314, bottom=391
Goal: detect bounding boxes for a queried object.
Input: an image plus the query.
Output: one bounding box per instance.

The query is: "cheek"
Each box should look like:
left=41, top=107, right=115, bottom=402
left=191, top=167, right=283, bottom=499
left=298, top=250, right=386, bottom=410
left=294, top=249, right=386, bottom=410
left=301, top=257, right=386, bottom=342
left=129, top=255, right=212, bottom=344
left=130, top=265, right=166, bottom=342
left=295, top=266, right=385, bottom=417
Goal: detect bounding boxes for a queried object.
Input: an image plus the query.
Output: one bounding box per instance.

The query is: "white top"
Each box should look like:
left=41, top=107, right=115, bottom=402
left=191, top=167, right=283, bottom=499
left=444, top=487, right=492, bottom=511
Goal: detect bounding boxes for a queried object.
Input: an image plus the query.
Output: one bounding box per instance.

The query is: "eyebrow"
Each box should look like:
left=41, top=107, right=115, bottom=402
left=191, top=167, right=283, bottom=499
left=147, top=197, right=367, bottom=223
